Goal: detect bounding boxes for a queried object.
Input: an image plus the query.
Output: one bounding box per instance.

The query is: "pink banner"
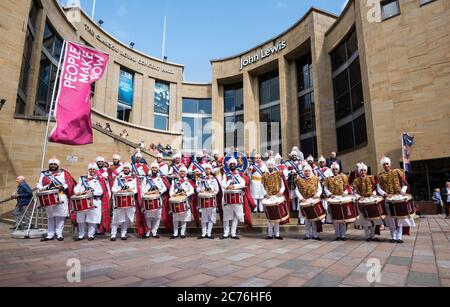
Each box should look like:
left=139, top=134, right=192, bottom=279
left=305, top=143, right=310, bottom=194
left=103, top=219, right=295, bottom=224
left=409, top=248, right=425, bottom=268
left=50, top=41, right=109, bottom=145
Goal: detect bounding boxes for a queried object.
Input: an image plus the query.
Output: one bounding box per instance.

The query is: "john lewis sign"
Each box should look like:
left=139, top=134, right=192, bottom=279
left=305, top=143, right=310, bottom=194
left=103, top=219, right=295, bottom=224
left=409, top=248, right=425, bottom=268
left=240, top=41, right=287, bottom=70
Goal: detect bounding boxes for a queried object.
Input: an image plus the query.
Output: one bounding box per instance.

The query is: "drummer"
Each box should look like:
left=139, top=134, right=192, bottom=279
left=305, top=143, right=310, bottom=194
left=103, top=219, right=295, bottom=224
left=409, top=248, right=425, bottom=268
left=73, top=163, right=107, bottom=242
left=353, top=163, right=382, bottom=242
left=324, top=162, right=352, bottom=241
left=156, top=153, right=169, bottom=177
left=188, top=151, right=208, bottom=178
left=196, top=164, right=220, bottom=240
left=141, top=162, right=168, bottom=239
left=168, top=153, right=183, bottom=180
left=37, top=157, right=76, bottom=242
left=249, top=154, right=269, bottom=213
left=377, top=157, right=415, bottom=244
left=169, top=166, right=195, bottom=239
left=221, top=158, right=247, bottom=240
left=111, top=162, right=138, bottom=241
left=286, top=151, right=302, bottom=217
left=295, top=164, right=323, bottom=241
left=262, top=159, right=287, bottom=240
left=134, top=153, right=149, bottom=177
left=274, top=154, right=289, bottom=180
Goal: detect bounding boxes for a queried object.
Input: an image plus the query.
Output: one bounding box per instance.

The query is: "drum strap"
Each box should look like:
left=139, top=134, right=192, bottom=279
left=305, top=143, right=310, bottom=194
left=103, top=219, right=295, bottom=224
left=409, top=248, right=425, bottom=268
left=172, top=165, right=180, bottom=174
left=315, top=167, right=327, bottom=181
left=145, top=176, right=157, bottom=190
left=193, top=161, right=205, bottom=173
left=132, top=164, right=140, bottom=176
left=42, top=171, right=64, bottom=188
left=252, top=163, right=263, bottom=176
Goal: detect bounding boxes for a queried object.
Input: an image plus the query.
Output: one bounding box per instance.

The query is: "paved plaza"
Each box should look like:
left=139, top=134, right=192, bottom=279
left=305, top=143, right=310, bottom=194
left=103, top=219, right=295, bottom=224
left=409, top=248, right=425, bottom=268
left=0, top=217, right=449, bottom=287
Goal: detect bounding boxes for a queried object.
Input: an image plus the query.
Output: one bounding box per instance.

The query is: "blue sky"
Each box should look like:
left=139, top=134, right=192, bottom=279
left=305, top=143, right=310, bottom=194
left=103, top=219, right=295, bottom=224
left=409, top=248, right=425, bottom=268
left=66, top=0, right=348, bottom=82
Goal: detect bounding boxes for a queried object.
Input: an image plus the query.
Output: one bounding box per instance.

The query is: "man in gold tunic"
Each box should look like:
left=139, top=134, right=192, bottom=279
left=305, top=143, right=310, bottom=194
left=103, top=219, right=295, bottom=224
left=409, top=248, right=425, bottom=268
left=261, top=159, right=287, bottom=240
left=353, top=163, right=382, bottom=242
left=376, top=157, right=415, bottom=244
left=295, top=164, right=323, bottom=241
left=324, top=162, right=352, bottom=241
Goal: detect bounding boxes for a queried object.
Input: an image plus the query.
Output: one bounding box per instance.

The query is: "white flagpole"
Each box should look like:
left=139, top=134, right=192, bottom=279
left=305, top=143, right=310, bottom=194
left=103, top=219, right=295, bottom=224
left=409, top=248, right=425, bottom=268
left=40, top=40, right=67, bottom=171
left=162, top=15, right=167, bottom=60
left=92, top=0, right=96, bottom=19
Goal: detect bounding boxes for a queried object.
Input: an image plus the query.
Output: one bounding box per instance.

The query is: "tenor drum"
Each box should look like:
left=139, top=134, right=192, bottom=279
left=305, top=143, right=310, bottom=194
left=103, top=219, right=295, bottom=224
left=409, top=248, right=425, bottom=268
left=328, top=196, right=358, bottom=224
left=114, top=192, right=135, bottom=209
left=224, top=190, right=243, bottom=205
left=358, top=196, right=386, bottom=221
left=386, top=195, right=416, bottom=219
left=170, top=196, right=189, bottom=214
left=263, top=196, right=289, bottom=223
left=198, top=192, right=216, bottom=209
left=37, top=189, right=61, bottom=208
left=143, top=194, right=161, bottom=211
left=71, top=194, right=95, bottom=213
left=300, top=198, right=327, bottom=222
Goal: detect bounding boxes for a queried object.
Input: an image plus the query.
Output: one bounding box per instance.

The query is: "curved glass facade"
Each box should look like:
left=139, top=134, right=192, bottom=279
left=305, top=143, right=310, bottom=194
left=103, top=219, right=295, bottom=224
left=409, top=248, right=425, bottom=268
left=182, top=98, right=212, bottom=154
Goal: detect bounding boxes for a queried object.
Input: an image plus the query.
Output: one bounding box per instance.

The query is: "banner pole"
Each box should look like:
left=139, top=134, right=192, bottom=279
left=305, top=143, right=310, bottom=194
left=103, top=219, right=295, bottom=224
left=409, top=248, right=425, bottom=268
left=40, top=40, right=67, bottom=171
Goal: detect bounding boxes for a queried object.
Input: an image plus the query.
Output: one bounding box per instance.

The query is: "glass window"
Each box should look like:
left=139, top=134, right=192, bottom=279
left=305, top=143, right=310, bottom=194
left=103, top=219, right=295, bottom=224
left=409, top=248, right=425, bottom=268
left=331, top=43, right=347, bottom=72
left=351, top=82, right=364, bottom=112
left=34, top=54, right=59, bottom=116
left=154, top=81, right=170, bottom=115
left=381, top=0, right=400, bottom=20
left=224, top=83, right=243, bottom=113
left=337, top=122, right=355, bottom=152
left=42, top=22, right=63, bottom=60
left=183, top=98, right=212, bottom=153
left=349, top=58, right=362, bottom=87
left=353, top=115, right=368, bottom=146
left=154, top=114, right=169, bottom=131
left=301, top=137, right=318, bottom=159
left=333, top=70, right=350, bottom=99
left=259, top=70, right=280, bottom=106
left=347, top=30, right=358, bottom=58
left=182, top=98, right=198, bottom=114
left=335, top=93, right=352, bottom=121
left=260, top=105, right=282, bottom=154
left=410, top=158, right=450, bottom=201
left=117, top=104, right=131, bottom=122
left=118, top=69, right=134, bottom=106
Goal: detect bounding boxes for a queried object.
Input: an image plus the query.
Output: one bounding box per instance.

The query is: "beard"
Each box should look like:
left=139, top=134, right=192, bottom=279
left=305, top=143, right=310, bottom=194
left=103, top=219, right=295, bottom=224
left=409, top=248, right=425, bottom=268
left=152, top=171, right=158, bottom=177
left=230, top=166, right=237, bottom=172
left=49, top=166, right=59, bottom=172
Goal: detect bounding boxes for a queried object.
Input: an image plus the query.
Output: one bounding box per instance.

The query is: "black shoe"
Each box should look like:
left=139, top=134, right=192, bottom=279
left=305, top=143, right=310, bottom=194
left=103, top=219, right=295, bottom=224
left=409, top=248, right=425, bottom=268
left=110, top=237, right=116, bottom=242
left=75, top=237, right=85, bottom=242
left=313, top=237, right=322, bottom=241
left=207, top=236, right=215, bottom=240
left=275, top=237, right=284, bottom=241
left=397, top=240, right=404, bottom=244
left=335, top=238, right=341, bottom=241
left=180, top=235, right=187, bottom=239
left=341, top=238, right=347, bottom=242
left=41, top=237, right=55, bottom=242
left=121, top=237, right=127, bottom=241
left=390, top=239, right=397, bottom=244
left=170, top=235, right=179, bottom=240
left=366, top=238, right=372, bottom=242
left=198, top=236, right=206, bottom=240
left=371, top=238, right=381, bottom=242
left=57, top=237, right=64, bottom=242
left=88, top=237, right=95, bottom=242
left=220, top=236, right=229, bottom=240
left=303, top=237, right=310, bottom=241
left=152, top=235, right=161, bottom=239
left=266, top=236, right=274, bottom=240
left=231, top=236, right=240, bottom=240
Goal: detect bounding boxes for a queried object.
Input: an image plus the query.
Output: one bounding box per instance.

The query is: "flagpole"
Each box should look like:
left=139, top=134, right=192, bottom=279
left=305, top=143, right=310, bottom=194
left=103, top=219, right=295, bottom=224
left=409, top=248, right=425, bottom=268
left=92, top=0, right=96, bottom=19
left=162, top=15, right=167, bottom=60
left=40, top=40, right=67, bottom=171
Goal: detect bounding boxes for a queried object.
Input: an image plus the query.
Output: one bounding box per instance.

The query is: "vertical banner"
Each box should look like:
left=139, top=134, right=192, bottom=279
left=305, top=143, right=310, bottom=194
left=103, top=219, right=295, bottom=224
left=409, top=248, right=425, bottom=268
left=50, top=42, right=109, bottom=145
left=402, top=132, right=415, bottom=174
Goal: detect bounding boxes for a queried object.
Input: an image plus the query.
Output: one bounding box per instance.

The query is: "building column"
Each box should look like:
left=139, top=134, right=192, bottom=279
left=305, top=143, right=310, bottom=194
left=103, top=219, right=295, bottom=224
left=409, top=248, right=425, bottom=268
left=211, top=80, right=224, bottom=154
left=243, top=71, right=259, bottom=154
left=142, top=77, right=155, bottom=129
left=106, top=62, right=120, bottom=119
left=131, top=73, right=143, bottom=126
left=279, top=57, right=297, bottom=157
left=168, top=82, right=179, bottom=132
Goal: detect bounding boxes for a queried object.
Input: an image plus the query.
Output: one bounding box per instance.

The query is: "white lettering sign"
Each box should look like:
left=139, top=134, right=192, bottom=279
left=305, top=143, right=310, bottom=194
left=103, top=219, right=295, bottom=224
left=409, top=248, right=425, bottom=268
left=240, top=41, right=287, bottom=70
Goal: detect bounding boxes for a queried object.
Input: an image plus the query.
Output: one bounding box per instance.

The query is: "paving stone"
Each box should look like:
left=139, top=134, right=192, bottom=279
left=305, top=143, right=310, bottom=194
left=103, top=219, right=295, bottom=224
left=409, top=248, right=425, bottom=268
left=407, top=272, right=441, bottom=287
left=304, top=273, right=343, bottom=287
left=235, top=277, right=273, bottom=288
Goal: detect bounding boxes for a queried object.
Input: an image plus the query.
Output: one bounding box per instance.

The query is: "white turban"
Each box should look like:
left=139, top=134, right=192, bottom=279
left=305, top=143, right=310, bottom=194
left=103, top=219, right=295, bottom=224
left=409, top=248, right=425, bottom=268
left=228, top=158, right=238, bottom=165
left=48, top=158, right=60, bottom=166
left=88, top=163, right=99, bottom=170
left=213, top=150, right=220, bottom=156
left=151, top=162, right=159, bottom=169
left=156, top=153, right=163, bottom=159
left=196, top=151, right=203, bottom=158
left=303, top=164, right=312, bottom=173
left=275, top=154, right=282, bottom=161
left=290, top=151, right=298, bottom=157
left=123, top=162, right=132, bottom=169
left=292, top=146, right=299, bottom=151
left=358, top=163, right=368, bottom=173
left=254, top=153, right=261, bottom=159
left=96, top=156, right=105, bottom=163
left=173, top=153, right=181, bottom=159
left=331, top=162, right=340, bottom=171
left=135, top=153, right=143, bottom=159
left=204, top=164, right=213, bottom=170
left=380, top=157, right=391, bottom=166
left=179, top=166, right=188, bottom=173
left=319, top=156, right=326, bottom=163
left=307, top=155, right=314, bottom=162
left=113, top=154, right=121, bottom=160
left=266, top=159, right=276, bottom=168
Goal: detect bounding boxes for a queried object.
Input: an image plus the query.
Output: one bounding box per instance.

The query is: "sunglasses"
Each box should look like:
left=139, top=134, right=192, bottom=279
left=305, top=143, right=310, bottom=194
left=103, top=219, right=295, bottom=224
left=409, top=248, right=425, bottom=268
left=49, top=164, right=58, bottom=166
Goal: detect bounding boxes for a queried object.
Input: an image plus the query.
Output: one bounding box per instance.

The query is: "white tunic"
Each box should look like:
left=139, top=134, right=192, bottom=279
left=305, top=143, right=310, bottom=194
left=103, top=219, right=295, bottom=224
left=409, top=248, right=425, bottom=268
left=141, top=176, right=167, bottom=219
left=158, top=163, right=169, bottom=176
left=286, top=160, right=302, bottom=199
left=74, top=177, right=104, bottom=224
left=111, top=175, right=137, bottom=224
left=169, top=178, right=194, bottom=223
left=222, top=172, right=246, bottom=223
left=249, top=163, right=269, bottom=199
left=196, top=176, right=220, bottom=224
left=37, top=171, right=70, bottom=218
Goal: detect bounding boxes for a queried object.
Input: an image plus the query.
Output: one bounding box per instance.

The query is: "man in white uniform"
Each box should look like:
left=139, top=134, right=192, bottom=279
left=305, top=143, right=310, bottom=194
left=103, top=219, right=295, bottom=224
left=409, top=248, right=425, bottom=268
left=196, top=164, right=220, bottom=240
left=156, top=153, right=169, bottom=176
left=221, top=158, right=246, bottom=240
left=249, top=154, right=269, bottom=213
left=111, top=162, right=138, bottom=241
left=37, top=158, right=75, bottom=242
left=169, top=166, right=194, bottom=239
left=74, top=163, right=105, bottom=241
left=141, top=162, right=168, bottom=239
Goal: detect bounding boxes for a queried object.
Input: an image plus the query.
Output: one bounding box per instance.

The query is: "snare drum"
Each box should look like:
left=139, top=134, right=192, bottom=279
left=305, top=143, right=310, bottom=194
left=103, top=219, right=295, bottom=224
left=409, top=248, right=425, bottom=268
left=143, top=194, right=161, bottom=211
left=300, top=198, right=327, bottom=222
left=358, top=196, right=386, bottom=221
left=198, top=192, right=216, bottom=209
left=71, top=194, right=95, bottom=213
left=328, top=196, right=358, bottom=224
left=224, top=190, right=243, bottom=205
left=170, top=196, right=189, bottom=214
left=263, top=196, right=289, bottom=223
left=114, top=192, right=135, bottom=209
left=37, top=189, right=61, bottom=208
left=386, top=195, right=416, bottom=219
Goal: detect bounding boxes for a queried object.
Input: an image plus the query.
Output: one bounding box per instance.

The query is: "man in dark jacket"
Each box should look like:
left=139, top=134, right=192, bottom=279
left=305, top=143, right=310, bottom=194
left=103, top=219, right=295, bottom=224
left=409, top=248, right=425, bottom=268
left=12, top=176, right=33, bottom=229
left=442, top=182, right=450, bottom=219
left=327, top=152, right=344, bottom=173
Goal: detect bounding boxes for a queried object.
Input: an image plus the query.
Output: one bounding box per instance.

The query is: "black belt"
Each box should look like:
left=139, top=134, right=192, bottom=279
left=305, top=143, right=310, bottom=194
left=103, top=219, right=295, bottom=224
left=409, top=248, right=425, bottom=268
left=93, top=196, right=103, bottom=200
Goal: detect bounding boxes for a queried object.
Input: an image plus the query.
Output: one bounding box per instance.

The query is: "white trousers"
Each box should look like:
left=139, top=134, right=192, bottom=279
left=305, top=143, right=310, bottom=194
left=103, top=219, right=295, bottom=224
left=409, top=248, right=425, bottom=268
left=268, top=222, right=280, bottom=237
left=111, top=220, right=131, bottom=238
left=253, top=199, right=264, bottom=212
left=145, top=217, right=161, bottom=236
left=334, top=224, right=347, bottom=238
left=174, top=221, right=187, bottom=236
left=47, top=216, right=66, bottom=239
left=202, top=222, right=214, bottom=237
left=364, top=225, right=377, bottom=240
left=291, top=197, right=299, bottom=212
left=78, top=223, right=96, bottom=239
left=223, top=219, right=239, bottom=237
left=305, top=220, right=317, bottom=238
left=390, top=226, right=403, bottom=241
